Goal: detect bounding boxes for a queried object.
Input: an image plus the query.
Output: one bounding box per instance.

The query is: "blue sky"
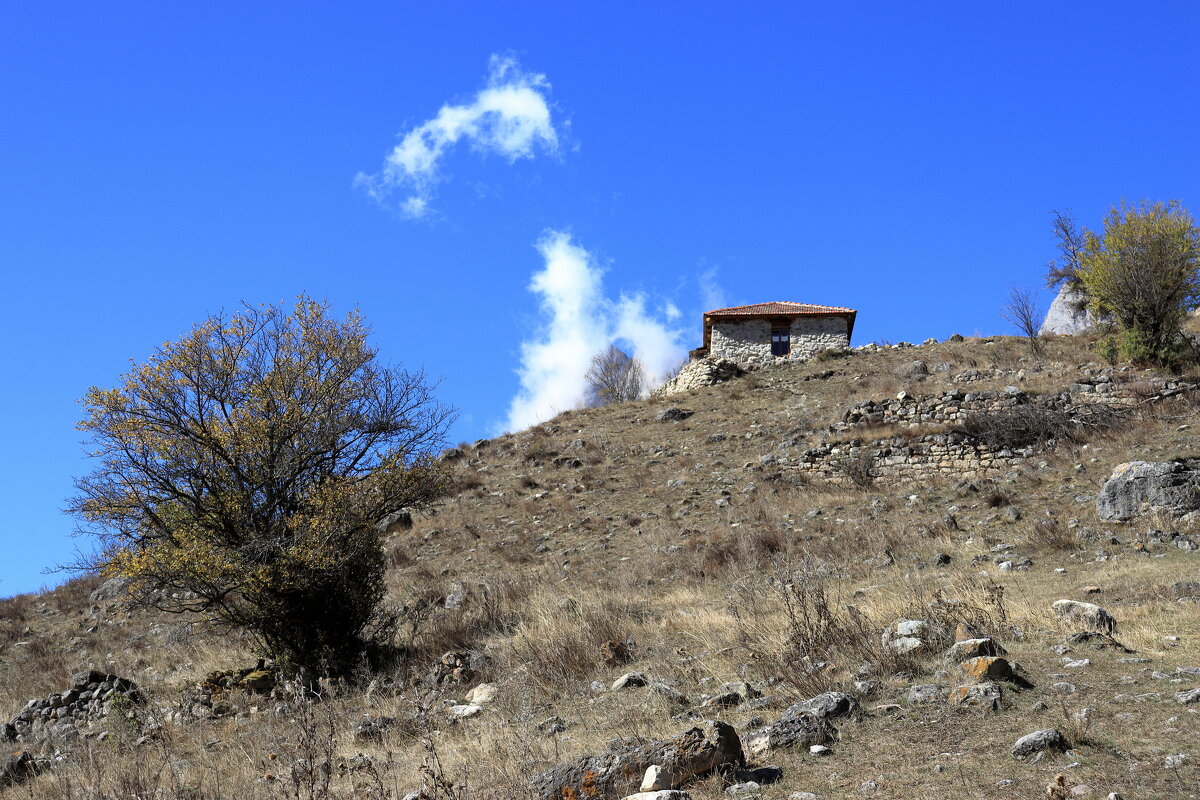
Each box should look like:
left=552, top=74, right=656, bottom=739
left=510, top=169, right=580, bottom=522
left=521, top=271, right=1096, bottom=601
left=2, top=2, right=1198, bottom=595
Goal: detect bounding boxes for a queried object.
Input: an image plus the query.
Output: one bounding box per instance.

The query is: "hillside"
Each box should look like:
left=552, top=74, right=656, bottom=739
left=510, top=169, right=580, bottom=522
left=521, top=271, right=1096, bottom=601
left=3, top=333, right=1200, bottom=799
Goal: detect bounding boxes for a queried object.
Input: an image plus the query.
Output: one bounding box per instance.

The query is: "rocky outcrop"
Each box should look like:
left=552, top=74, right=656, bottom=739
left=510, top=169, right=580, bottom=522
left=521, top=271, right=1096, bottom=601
left=1096, top=461, right=1200, bottom=520
left=1040, top=286, right=1102, bottom=335
left=530, top=720, right=742, bottom=800
left=653, top=358, right=744, bottom=397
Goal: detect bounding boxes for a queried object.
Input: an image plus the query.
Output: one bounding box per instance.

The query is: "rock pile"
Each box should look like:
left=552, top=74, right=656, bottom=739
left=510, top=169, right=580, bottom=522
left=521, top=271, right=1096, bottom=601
left=3, top=671, right=143, bottom=742
left=653, top=358, right=744, bottom=397
left=179, top=666, right=277, bottom=719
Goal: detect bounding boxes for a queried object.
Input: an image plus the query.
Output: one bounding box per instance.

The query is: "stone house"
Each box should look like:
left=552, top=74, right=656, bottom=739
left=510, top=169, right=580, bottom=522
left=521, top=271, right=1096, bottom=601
left=694, top=301, right=857, bottom=367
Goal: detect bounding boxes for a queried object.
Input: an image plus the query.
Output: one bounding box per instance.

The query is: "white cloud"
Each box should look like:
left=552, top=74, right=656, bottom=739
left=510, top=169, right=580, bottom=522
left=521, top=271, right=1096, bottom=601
left=505, top=232, right=607, bottom=431
left=614, top=293, right=687, bottom=386
left=502, top=232, right=691, bottom=432
left=357, top=55, right=560, bottom=218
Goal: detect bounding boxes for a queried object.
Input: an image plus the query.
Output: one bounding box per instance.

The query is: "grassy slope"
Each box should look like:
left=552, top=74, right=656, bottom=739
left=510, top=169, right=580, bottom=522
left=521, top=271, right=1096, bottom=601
left=2, top=333, right=1199, bottom=799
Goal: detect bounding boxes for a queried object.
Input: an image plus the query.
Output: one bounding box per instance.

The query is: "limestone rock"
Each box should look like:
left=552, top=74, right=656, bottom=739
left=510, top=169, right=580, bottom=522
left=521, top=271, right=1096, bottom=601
left=465, top=683, right=498, bottom=704
left=1052, top=600, right=1117, bottom=634
left=88, top=576, right=129, bottom=605
left=653, top=358, right=745, bottom=397
left=531, top=720, right=742, bottom=800
left=1012, top=728, right=1068, bottom=758
left=948, top=638, right=1007, bottom=661
left=906, top=684, right=948, bottom=705
left=744, top=709, right=834, bottom=756
left=612, top=672, right=650, bottom=691
left=785, top=692, right=857, bottom=721
left=377, top=508, right=413, bottom=534
left=960, top=657, right=1015, bottom=683
left=1096, top=461, right=1200, bottom=521
left=1040, top=286, right=1102, bottom=335
left=883, top=619, right=933, bottom=654
left=622, top=792, right=692, bottom=800
left=948, top=682, right=1004, bottom=709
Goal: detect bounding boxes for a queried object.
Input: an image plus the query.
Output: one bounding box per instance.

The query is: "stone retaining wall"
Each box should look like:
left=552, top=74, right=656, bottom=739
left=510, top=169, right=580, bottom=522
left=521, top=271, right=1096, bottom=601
left=796, top=376, right=1198, bottom=483
left=792, top=433, right=1031, bottom=481
left=834, top=387, right=1029, bottom=431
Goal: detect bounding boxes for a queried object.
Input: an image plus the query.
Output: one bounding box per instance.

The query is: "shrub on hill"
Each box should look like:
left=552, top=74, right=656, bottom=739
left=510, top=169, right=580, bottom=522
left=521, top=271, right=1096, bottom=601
left=69, top=297, right=453, bottom=675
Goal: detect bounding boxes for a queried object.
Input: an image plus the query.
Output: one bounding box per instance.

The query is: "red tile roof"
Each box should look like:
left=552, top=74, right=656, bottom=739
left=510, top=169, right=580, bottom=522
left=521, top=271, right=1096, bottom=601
left=705, top=301, right=856, bottom=316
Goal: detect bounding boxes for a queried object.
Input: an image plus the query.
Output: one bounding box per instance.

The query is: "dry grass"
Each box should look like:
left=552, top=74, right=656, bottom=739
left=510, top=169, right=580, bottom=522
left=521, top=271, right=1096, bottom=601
left=5, top=337, right=1200, bottom=798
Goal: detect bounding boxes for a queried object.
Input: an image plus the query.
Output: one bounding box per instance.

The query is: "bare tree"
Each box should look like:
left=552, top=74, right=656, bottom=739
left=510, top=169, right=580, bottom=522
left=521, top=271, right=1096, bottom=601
left=1002, top=286, right=1044, bottom=355
left=1046, top=210, right=1087, bottom=292
left=584, top=345, right=645, bottom=406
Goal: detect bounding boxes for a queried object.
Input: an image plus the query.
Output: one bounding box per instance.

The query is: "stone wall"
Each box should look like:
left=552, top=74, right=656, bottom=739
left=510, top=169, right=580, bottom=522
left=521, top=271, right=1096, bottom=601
left=790, top=377, right=1198, bottom=484
left=793, top=433, right=1030, bottom=481
left=834, top=387, right=1028, bottom=431
left=710, top=316, right=849, bottom=367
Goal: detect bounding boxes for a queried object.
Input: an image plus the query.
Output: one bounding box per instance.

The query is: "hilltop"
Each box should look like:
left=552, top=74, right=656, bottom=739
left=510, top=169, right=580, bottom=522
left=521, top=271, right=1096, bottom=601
left=3, top=332, right=1200, bottom=799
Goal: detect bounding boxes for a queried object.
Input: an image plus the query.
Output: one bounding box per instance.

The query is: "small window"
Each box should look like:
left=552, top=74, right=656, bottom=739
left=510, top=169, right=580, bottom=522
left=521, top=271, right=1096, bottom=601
left=771, top=325, right=790, bottom=356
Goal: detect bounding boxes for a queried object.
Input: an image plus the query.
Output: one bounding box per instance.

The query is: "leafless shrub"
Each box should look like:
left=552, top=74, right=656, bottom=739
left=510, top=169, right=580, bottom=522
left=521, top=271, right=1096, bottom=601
left=730, top=572, right=895, bottom=696
left=688, top=528, right=786, bottom=576
left=1001, top=286, right=1044, bottom=355
left=985, top=489, right=1013, bottom=508
left=916, top=575, right=1009, bottom=642
left=1028, top=518, right=1078, bottom=550
left=833, top=450, right=876, bottom=488
left=508, top=594, right=650, bottom=688
left=957, top=404, right=1127, bottom=450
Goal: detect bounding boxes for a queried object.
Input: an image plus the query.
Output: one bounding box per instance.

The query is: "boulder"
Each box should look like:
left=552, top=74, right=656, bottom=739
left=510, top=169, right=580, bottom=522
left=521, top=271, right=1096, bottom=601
left=377, top=508, right=413, bottom=534
left=1096, top=461, right=1200, bottom=521
left=784, top=692, right=857, bottom=721
left=622, top=793, right=692, bottom=800
left=531, top=720, right=742, bottom=800
left=960, top=657, right=1015, bottom=683
left=948, top=638, right=1007, bottom=661
left=465, top=683, right=498, bottom=704
left=906, top=684, right=947, bottom=705
left=948, top=682, right=1004, bottom=710
left=1052, top=600, right=1117, bottom=634
left=1012, top=728, right=1068, bottom=758
left=898, top=360, right=929, bottom=381
left=612, top=672, right=650, bottom=691
left=89, top=576, right=128, bottom=604
left=743, top=709, right=834, bottom=757
left=1176, top=688, right=1200, bottom=704
left=656, top=408, right=695, bottom=422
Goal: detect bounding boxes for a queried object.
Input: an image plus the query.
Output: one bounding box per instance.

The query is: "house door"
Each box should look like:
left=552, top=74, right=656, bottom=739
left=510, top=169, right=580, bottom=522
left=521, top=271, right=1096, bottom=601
left=771, top=325, right=790, bottom=356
